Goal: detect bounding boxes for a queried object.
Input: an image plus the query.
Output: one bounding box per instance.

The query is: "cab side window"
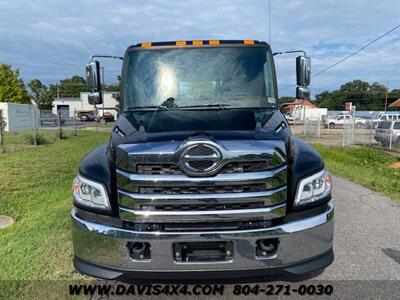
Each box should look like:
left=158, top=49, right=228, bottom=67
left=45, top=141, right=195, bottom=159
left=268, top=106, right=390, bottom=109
left=394, top=122, right=400, bottom=130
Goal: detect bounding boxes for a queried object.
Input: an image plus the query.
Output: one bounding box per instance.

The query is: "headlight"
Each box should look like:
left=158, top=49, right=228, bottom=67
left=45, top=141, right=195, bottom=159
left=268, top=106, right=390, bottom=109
left=294, top=169, right=332, bottom=207
left=72, top=175, right=111, bottom=211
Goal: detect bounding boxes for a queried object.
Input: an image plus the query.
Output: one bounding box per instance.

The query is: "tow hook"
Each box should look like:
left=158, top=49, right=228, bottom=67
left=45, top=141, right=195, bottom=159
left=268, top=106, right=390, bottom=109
left=256, top=238, right=279, bottom=257
left=127, top=242, right=151, bottom=260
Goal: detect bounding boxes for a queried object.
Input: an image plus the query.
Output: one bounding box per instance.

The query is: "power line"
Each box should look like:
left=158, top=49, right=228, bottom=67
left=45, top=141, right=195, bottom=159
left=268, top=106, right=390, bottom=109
left=312, top=24, right=400, bottom=78
left=279, top=24, right=400, bottom=92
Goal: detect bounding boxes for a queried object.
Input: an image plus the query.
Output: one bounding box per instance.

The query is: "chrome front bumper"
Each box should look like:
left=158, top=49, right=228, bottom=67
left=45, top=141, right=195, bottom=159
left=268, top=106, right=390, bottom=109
left=71, top=202, right=334, bottom=279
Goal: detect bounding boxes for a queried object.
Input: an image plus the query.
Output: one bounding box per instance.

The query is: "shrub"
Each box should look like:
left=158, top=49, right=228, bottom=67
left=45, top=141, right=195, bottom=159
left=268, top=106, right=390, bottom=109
left=25, top=133, right=49, bottom=145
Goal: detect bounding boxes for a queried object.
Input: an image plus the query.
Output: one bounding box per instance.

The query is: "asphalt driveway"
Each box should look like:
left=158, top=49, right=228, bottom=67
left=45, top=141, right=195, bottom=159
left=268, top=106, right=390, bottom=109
left=317, top=175, right=400, bottom=280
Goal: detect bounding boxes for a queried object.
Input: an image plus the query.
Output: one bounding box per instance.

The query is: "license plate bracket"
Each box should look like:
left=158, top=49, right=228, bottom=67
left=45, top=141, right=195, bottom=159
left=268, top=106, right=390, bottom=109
left=173, top=241, right=234, bottom=263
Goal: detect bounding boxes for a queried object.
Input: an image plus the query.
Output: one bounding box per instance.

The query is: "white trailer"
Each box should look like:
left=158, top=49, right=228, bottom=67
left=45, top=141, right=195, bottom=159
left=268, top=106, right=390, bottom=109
left=293, top=107, right=328, bottom=121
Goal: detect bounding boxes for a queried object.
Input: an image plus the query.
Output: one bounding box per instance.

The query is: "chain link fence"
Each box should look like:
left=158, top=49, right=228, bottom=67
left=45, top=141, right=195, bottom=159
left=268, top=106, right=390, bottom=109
left=0, top=109, right=113, bottom=154
left=1, top=109, right=398, bottom=154
left=292, top=117, right=400, bottom=153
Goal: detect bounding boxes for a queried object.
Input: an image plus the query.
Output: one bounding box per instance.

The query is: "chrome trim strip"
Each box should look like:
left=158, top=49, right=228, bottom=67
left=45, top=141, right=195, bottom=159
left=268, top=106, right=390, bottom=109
left=121, top=203, right=286, bottom=216
left=117, top=164, right=287, bottom=183
left=71, top=202, right=333, bottom=236
left=118, top=185, right=287, bottom=201
left=118, top=203, right=286, bottom=222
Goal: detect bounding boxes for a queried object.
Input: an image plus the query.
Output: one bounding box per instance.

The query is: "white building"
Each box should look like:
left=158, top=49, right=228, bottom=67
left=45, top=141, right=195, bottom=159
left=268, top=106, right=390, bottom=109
left=52, top=92, right=118, bottom=118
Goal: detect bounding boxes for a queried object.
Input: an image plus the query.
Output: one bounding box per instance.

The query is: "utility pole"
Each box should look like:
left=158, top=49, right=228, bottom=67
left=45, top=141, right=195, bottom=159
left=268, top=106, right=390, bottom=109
left=101, top=67, right=105, bottom=119
left=268, top=0, right=271, bottom=46
left=384, top=81, right=389, bottom=111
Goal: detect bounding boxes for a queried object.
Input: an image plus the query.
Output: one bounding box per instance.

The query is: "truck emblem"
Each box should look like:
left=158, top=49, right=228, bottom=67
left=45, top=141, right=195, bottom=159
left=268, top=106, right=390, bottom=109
left=180, top=143, right=223, bottom=176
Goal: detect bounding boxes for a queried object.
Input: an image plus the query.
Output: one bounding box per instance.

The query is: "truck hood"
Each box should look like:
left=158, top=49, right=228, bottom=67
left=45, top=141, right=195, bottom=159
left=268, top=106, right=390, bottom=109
left=111, top=109, right=290, bottom=147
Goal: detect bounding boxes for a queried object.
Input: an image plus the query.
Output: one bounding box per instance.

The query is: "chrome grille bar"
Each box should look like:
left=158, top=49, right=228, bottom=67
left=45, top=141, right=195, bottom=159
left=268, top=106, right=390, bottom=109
left=117, top=165, right=287, bottom=193
left=118, top=186, right=287, bottom=209
left=116, top=140, right=287, bottom=173
left=119, top=203, right=286, bottom=222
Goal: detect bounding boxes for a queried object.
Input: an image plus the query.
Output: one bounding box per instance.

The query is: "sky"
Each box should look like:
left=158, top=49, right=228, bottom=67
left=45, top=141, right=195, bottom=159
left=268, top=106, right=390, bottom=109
left=0, top=0, right=399, bottom=98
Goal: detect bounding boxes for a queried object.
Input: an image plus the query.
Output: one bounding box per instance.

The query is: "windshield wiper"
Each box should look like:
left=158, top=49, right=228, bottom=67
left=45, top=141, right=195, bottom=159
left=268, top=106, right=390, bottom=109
left=176, top=103, right=232, bottom=110
left=124, top=105, right=169, bottom=111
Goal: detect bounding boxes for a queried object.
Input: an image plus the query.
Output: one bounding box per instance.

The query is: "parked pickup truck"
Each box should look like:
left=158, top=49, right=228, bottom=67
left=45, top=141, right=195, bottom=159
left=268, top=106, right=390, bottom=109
left=323, top=114, right=368, bottom=128
left=374, top=120, right=400, bottom=147
left=77, top=111, right=95, bottom=122
left=71, top=40, right=334, bottom=280
left=367, top=113, right=400, bottom=129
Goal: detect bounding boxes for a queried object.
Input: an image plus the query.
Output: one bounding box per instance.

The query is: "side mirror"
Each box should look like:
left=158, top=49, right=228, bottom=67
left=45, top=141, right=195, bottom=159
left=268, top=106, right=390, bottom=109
left=296, top=86, right=310, bottom=100
left=296, top=56, right=311, bottom=86
left=88, top=92, right=102, bottom=105
left=86, top=61, right=103, bottom=105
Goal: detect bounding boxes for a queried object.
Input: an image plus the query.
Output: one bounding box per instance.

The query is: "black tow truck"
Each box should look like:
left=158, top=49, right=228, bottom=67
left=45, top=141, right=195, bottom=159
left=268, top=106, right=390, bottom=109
left=71, top=40, right=333, bottom=280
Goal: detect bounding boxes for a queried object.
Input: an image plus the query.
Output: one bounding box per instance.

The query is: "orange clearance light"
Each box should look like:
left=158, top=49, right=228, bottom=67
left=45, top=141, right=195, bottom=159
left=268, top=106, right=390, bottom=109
left=72, top=183, right=80, bottom=193
left=244, top=40, right=255, bottom=45
left=176, top=41, right=186, bottom=46
left=141, top=42, right=152, bottom=48
left=192, top=40, right=203, bottom=46
left=209, top=40, right=220, bottom=45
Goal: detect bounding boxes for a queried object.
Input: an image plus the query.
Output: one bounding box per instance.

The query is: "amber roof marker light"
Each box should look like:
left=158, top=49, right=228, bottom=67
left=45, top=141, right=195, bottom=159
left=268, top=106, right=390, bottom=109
left=176, top=41, right=187, bottom=46
left=209, top=40, right=220, bottom=45
left=192, top=40, right=204, bottom=46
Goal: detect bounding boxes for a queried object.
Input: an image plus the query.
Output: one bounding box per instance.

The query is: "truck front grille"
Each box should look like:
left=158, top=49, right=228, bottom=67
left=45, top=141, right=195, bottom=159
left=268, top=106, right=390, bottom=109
left=116, top=139, right=288, bottom=228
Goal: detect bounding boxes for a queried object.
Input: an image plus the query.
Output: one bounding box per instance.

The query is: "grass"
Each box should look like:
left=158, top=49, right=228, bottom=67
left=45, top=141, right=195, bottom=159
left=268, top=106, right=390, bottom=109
left=314, top=145, right=400, bottom=201
left=1, top=130, right=77, bottom=153
left=0, top=131, right=109, bottom=298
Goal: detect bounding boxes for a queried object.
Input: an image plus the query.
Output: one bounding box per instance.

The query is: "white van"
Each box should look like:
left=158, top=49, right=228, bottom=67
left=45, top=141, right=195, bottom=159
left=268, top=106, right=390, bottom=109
left=369, top=113, right=400, bottom=128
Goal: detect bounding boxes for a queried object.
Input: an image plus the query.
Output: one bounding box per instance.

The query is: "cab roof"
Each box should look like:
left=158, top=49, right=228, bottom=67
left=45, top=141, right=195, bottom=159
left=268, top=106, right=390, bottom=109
left=129, top=40, right=268, bottom=49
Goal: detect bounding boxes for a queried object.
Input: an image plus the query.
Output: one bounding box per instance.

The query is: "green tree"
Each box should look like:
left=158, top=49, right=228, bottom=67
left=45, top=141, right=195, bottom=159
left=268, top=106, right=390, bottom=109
left=28, top=79, right=54, bottom=109
left=49, top=75, right=87, bottom=98
left=0, top=64, right=31, bottom=104
left=315, top=80, right=389, bottom=111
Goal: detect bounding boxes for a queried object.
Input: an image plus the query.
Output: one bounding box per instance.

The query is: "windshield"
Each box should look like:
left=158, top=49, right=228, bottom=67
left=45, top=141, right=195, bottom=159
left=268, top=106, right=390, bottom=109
left=123, top=46, right=276, bottom=110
